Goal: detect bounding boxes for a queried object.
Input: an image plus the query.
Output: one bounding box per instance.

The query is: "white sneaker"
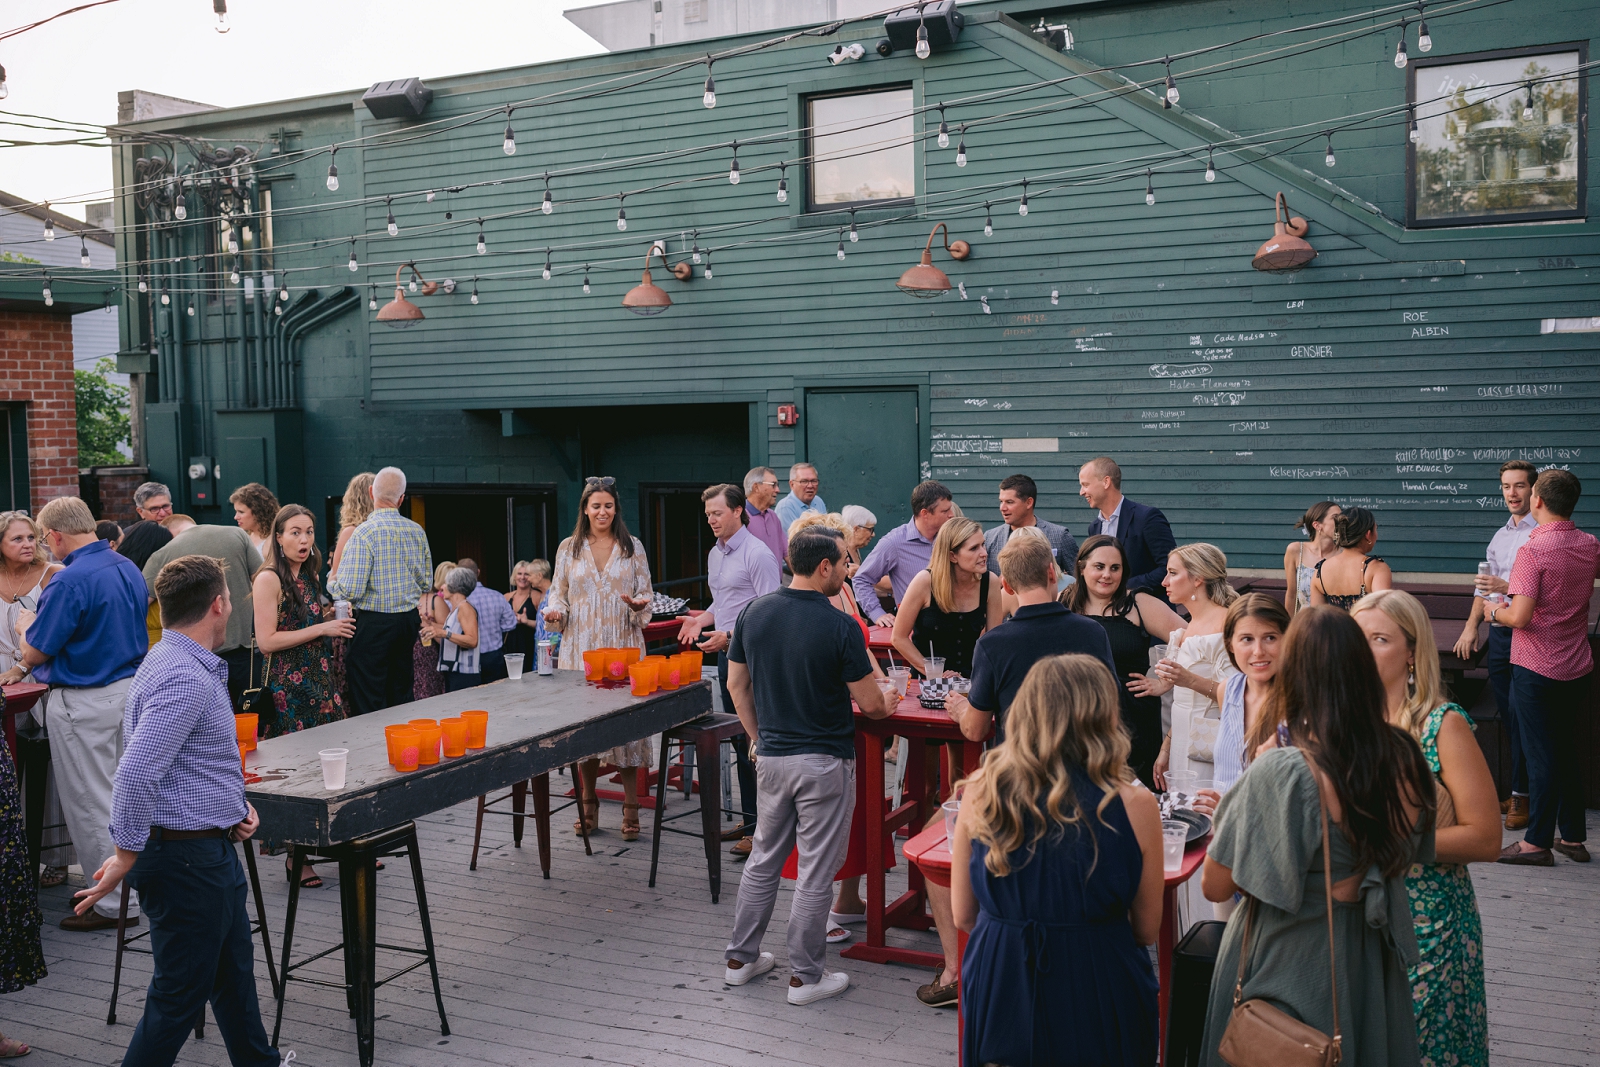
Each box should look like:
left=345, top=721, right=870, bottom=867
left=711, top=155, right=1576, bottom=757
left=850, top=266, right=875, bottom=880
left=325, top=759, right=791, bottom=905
left=724, top=951, right=775, bottom=986
left=787, top=970, right=850, bottom=1005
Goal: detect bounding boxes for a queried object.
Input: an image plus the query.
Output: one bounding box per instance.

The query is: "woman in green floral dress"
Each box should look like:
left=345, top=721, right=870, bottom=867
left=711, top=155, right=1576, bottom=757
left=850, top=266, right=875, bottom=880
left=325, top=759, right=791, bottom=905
left=1353, top=591, right=1501, bottom=1067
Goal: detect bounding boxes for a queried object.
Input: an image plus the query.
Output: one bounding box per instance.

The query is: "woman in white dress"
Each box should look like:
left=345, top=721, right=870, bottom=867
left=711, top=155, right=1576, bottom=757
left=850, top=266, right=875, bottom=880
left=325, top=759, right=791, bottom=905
left=543, top=477, right=654, bottom=840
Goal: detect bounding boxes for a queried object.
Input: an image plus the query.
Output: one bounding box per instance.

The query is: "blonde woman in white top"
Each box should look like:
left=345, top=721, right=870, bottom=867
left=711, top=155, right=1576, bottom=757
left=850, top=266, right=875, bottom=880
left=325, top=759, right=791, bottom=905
left=1134, top=543, right=1241, bottom=791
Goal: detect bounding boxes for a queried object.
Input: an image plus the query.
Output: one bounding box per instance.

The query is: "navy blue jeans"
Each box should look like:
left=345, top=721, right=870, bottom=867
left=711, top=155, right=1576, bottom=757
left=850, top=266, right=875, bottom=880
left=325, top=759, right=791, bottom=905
left=1511, top=665, right=1591, bottom=849
left=121, top=835, right=278, bottom=1067
left=1486, top=627, right=1526, bottom=795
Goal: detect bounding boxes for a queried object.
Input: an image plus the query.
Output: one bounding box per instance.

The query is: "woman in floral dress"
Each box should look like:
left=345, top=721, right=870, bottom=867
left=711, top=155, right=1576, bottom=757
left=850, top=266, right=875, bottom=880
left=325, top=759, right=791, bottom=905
left=543, top=477, right=653, bottom=839
left=0, top=688, right=46, bottom=1055
left=412, top=560, right=453, bottom=701
left=254, top=504, right=356, bottom=888
left=1352, top=590, right=1500, bottom=1067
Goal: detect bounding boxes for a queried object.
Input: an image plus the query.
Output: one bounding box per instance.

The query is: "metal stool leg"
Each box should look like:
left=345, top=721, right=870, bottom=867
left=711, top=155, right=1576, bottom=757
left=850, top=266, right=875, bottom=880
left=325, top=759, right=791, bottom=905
left=469, top=794, right=488, bottom=871
left=272, top=843, right=305, bottom=1047
left=403, top=831, right=451, bottom=1036
left=511, top=780, right=527, bottom=848
left=721, top=742, right=733, bottom=823
left=694, top=733, right=723, bottom=903
left=241, top=842, right=278, bottom=998
left=107, top=881, right=130, bottom=1024
left=648, top=733, right=672, bottom=888
left=571, top=763, right=593, bottom=856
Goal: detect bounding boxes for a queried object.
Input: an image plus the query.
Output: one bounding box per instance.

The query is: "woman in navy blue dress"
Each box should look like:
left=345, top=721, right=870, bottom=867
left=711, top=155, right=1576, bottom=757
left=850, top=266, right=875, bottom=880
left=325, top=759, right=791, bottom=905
left=952, top=653, right=1164, bottom=1066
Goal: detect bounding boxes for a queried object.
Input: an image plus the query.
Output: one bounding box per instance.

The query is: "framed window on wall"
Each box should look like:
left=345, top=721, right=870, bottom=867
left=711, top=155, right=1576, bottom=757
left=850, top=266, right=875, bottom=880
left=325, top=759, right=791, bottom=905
left=805, top=85, right=916, bottom=212
left=1407, top=43, right=1587, bottom=227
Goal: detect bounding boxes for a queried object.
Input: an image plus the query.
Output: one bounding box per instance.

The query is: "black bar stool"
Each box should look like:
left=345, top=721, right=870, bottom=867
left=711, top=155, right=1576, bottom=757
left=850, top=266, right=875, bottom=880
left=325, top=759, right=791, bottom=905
left=271, top=821, right=448, bottom=1067
left=108, top=840, right=278, bottom=1029
left=469, top=764, right=593, bottom=875
left=648, top=712, right=748, bottom=903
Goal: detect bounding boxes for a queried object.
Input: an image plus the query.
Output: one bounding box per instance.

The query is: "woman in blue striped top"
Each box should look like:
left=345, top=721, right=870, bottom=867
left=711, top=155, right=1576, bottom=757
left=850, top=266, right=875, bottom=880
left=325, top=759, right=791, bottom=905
left=1209, top=593, right=1292, bottom=799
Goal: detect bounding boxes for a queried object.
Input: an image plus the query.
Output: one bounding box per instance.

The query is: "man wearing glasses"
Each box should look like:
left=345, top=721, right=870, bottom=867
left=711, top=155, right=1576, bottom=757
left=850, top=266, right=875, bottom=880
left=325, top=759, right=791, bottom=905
left=133, top=482, right=174, bottom=523
left=775, top=463, right=827, bottom=533
left=742, top=467, right=788, bottom=568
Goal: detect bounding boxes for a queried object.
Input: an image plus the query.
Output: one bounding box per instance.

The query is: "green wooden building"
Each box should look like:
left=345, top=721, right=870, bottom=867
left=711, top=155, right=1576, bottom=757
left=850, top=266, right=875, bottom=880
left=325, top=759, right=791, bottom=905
left=108, top=0, right=1599, bottom=591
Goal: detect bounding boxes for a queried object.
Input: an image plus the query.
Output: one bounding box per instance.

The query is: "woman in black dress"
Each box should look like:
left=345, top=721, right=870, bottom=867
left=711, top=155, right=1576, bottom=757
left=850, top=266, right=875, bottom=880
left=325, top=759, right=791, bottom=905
left=0, top=690, right=45, bottom=1055
left=1066, top=535, right=1187, bottom=787
left=891, top=516, right=1004, bottom=678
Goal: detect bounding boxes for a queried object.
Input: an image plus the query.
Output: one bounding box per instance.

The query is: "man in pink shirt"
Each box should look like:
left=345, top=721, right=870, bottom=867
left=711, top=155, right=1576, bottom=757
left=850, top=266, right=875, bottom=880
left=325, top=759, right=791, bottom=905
left=1489, top=469, right=1600, bottom=866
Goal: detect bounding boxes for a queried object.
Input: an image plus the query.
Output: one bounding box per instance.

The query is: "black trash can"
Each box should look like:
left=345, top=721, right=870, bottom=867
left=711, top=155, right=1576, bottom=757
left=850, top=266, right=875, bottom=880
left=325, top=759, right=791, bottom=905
left=1167, top=918, right=1228, bottom=1066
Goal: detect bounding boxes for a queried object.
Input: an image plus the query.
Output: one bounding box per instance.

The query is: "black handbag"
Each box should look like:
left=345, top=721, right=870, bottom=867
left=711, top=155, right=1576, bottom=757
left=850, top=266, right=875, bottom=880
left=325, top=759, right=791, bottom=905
left=238, top=644, right=274, bottom=723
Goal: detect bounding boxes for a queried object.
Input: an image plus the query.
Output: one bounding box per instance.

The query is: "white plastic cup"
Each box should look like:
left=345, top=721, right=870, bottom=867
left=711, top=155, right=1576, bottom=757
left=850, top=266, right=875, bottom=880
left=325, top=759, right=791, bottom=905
left=504, top=653, right=525, bottom=680
left=1165, top=769, right=1199, bottom=811
left=888, top=667, right=910, bottom=699
left=925, top=656, right=945, bottom=679
left=942, top=799, right=961, bottom=842
left=1162, top=820, right=1188, bottom=874
left=319, top=748, right=349, bottom=791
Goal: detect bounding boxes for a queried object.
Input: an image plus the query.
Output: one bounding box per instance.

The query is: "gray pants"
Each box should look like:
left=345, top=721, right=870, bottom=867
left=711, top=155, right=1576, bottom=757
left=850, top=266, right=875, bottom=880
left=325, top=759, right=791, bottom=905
left=725, top=754, right=855, bottom=984
left=50, top=678, right=138, bottom=918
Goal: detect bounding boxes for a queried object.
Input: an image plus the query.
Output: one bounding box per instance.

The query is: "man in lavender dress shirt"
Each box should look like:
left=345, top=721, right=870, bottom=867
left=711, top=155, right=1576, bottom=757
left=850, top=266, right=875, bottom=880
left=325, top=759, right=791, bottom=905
left=852, top=480, right=956, bottom=626
left=73, top=554, right=282, bottom=1067
left=743, top=466, right=788, bottom=569
left=680, top=483, right=780, bottom=858
left=458, top=558, right=520, bottom=682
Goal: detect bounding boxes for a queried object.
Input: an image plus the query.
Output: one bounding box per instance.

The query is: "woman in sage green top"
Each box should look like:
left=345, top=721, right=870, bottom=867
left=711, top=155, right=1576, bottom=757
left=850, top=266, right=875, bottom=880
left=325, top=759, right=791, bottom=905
left=1199, top=606, right=1435, bottom=1067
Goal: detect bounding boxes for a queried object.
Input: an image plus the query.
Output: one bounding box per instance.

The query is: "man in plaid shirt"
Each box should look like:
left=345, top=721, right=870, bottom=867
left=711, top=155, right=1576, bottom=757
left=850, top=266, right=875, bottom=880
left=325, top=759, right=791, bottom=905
left=328, top=466, right=433, bottom=714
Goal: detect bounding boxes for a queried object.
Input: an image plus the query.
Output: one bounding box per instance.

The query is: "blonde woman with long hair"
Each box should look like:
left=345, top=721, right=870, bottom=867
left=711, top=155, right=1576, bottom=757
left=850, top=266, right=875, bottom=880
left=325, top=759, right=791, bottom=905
left=951, top=654, right=1161, bottom=1065
left=328, top=471, right=376, bottom=577
left=1352, top=589, right=1497, bottom=1066
left=890, top=515, right=1004, bottom=678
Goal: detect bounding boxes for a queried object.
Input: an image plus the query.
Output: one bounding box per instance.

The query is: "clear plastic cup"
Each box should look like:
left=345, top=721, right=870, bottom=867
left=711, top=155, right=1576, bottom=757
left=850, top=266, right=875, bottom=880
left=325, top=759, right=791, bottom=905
left=1162, top=820, right=1188, bottom=874
left=319, top=748, right=349, bottom=791
left=888, top=667, right=910, bottom=698
left=504, top=653, right=525, bottom=680
left=1164, top=770, right=1199, bottom=811
left=924, top=656, right=945, bottom=679
left=942, top=799, right=961, bottom=842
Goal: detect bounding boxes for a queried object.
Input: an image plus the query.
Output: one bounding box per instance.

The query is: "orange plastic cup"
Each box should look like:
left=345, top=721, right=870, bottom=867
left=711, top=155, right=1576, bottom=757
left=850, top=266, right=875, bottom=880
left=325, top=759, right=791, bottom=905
left=628, top=661, right=658, bottom=696
left=657, top=654, right=682, bottom=691
left=582, top=650, right=606, bottom=682
left=462, top=710, right=488, bottom=749
left=604, top=650, right=630, bottom=682
left=392, top=728, right=421, bottom=772
left=235, top=713, right=258, bottom=751
left=416, top=723, right=443, bottom=765
left=646, top=655, right=671, bottom=691
left=621, top=647, right=641, bottom=666
left=440, top=717, right=469, bottom=758
left=238, top=741, right=248, bottom=775
left=679, top=648, right=703, bottom=679
left=384, top=725, right=407, bottom=768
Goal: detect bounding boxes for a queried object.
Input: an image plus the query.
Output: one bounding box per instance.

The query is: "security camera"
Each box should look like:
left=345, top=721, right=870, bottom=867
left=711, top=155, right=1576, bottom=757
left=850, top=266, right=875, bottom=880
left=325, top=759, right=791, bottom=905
left=828, top=43, right=866, bottom=66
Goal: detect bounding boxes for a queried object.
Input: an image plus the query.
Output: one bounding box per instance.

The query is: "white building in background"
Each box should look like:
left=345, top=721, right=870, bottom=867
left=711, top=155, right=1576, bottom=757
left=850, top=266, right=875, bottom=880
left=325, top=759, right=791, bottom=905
left=565, top=0, right=885, bottom=50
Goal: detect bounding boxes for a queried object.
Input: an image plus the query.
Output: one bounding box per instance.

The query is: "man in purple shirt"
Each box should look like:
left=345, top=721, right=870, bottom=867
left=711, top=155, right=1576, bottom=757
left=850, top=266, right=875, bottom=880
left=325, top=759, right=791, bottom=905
left=458, top=558, right=520, bottom=682
left=73, top=554, right=282, bottom=1066
left=852, top=481, right=956, bottom=626
left=681, top=483, right=781, bottom=858
left=742, top=466, right=788, bottom=569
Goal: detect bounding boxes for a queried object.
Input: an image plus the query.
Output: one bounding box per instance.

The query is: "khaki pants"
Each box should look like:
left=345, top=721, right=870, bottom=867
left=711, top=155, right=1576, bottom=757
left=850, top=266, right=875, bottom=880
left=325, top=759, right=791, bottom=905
left=50, top=677, right=137, bottom=918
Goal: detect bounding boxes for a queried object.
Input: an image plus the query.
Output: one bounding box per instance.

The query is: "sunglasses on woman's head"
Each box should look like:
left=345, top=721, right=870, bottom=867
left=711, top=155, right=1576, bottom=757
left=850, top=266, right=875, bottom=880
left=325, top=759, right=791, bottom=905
left=585, top=476, right=616, bottom=490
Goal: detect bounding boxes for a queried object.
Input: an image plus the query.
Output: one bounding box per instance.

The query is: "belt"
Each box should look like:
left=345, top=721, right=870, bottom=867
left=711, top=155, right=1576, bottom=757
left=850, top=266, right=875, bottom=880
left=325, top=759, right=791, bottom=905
left=152, top=827, right=228, bottom=841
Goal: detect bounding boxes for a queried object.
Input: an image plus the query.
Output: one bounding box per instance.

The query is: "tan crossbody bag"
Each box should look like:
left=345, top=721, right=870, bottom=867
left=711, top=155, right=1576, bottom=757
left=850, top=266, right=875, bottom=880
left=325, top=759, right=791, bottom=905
left=1217, top=749, right=1343, bottom=1067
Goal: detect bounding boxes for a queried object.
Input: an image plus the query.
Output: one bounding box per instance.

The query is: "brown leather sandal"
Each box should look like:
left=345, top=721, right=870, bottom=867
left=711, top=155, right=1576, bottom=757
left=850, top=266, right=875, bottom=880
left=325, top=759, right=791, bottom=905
left=573, top=797, right=599, bottom=835
left=620, top=802, right=641, bottom=841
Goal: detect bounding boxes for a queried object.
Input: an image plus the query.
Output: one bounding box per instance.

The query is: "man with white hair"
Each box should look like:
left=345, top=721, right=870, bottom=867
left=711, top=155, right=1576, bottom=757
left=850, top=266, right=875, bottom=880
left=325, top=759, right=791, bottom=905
left=775, top=463, right=827, bottom=531
left=328, top=467, right=433, bottom=714
left=742, top=466, right=787, bottom=568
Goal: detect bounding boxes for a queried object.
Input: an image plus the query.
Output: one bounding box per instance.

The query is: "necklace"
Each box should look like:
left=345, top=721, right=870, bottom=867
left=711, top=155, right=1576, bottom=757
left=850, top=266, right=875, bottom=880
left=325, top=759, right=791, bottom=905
left=0, top=562, right=41, bottom=603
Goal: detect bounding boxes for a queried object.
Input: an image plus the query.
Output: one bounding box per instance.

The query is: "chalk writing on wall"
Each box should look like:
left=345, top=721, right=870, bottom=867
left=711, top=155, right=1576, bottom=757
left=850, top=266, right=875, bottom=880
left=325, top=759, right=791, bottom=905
left=1149, top=363, right=1212, bottom=378
left=1270, top=466, right=1351, bottom=478
left=1290, top=345, right=1334, bottom=358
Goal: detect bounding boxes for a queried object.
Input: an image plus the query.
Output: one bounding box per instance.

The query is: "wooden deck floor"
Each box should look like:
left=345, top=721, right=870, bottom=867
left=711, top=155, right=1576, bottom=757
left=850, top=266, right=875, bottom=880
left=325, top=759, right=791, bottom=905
left=0, top=798, right=1593, bottom=1065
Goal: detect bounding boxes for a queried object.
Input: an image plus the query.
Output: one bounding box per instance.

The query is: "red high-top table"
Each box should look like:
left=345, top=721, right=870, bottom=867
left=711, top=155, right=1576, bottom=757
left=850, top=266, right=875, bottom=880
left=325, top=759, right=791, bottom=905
left=1, top=683, right=46, bottom=762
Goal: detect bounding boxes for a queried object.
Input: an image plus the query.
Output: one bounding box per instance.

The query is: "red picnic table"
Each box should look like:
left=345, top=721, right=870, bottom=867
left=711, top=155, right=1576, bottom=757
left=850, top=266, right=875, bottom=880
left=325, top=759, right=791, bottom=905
left=839, top=679, right=987, bottom=968
left=1, top=683, right=46, bottom=763
left=904, top=818, right=1208, bottom=1066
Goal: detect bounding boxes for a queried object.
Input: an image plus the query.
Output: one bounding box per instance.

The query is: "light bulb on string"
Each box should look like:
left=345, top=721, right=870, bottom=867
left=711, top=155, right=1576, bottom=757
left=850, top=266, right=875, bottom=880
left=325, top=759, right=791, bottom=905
left=368, top=285, right=378, bottom=311
left=1417, top=16, right=1432, bottom=52
left=160, top=286, right=170, bottom=306
left=1394, top=23, right=1408, bottom=68
left=1145, top=169, right=1156, bottom=206
left=274, top=303, right=283, bottom=316
left=138, top=274, right=148, bottom=294
left=915, top=16, right=931, bottom=60
left=173, top=183, right=186, bottom=220
left=984, top=202, right=993, bottom=237
left=849, top=208, right=859, bottom=242
left=502, top=106, right=517, bottom=155
left=42, top=276, right=52, bottom=307
left=1163, top=58, right=1179, bottom=107
left=79, top=236, right=91, bottom=268
left=230, top=262, right=241, bottom=285
left=702, top=57, right=716, bottom=108
left=42, top=208, right=54, bottom=241
left=279, top=274, right=289, bottom=301
left=1018, top=178, right=1030, bottom=216
left=386, top=198, right=398, bottom=236
left=409, top=276, right=417, bottom=292
left=837, top=229, right=847, bottom=261
left=227, top=231, right=239, bottom=255
left=1408, top=106, right=1419, bottom=143
left=1324, top=132, right=1336, bottom=168
left=348, top=240, right=359, bottom=272
left=470, top=278, right=480, bottom=305
left=936, top=104, right=949, bottom=148
left=543, top=249, right=553, bottom=281
left=1522, top=84, right=1535, bottom=121
left=213, top=0, right=229, bottom=33
left=704, top=252, right=713, bottom=280
left=691, top=231, right=702, bottom=264
left=0, top=63, right=8, bottom=101
left=187, top=300, right=195, bottom=317
left=616, top=197, right=628, bottom=231
left=582, top=266, right=591, bottom=294
left=728, top=141, right=740, bottom=185
left=1205, top=147, right=1216, bottom=183
left=955, top=125, right=967, bottom=167
left=542, top=174, right=554, bottom=215
left=476, top=220, right=487, bottom=254
left=326, top=150, right=339, bottom=192
left=776, top=164, right=788, bottom=204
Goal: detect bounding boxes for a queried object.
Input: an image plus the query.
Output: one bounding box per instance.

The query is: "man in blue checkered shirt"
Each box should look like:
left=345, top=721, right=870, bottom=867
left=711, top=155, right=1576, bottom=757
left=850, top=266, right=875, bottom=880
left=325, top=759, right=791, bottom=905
left=74, top=554, right=283, bottom=1066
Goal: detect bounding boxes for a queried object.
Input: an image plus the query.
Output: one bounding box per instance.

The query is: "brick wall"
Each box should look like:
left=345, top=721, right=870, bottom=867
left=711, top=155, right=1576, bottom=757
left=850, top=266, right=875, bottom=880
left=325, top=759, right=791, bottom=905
left=0, top=310, right=79, bottom=511
left=78, top=466, right=149, bottom=523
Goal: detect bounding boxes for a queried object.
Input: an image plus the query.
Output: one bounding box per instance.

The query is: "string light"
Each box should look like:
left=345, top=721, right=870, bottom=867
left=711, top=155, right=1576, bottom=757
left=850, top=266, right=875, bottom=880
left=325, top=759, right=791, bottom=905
left=1417, top=8, right=1432, bottom=52
left=691, top=231, right=702, bottom=264
left=983, top=202, right=993, bottom=237
left=616, top=196, right=628, bottom=231
left=213, top=0, right=229, bottom=33
left=849, top=208, right=859, bottom=242
left=1394, top=22, right=1408, bottom=68
left=1408, top=105, right=1419, bottom=142
left=227, top=229, right=239, bottom=255
left=543, top=249, right=553, bottom=281
left=955, top=124, right=967, bottom=167
left=1145, top=168, right=1156, bottom=206
left=326, top=149, right=340, bottom=192
left=702, top=57, right=716, bottom=108
left=582, top=265, right=591, bottom=294
left=409, top=276, right=418, bottom=292
left=1324, top=132, right=1336, bottom=167
left=476, top=219, right=487, bottom=254
left=471, top=277, right=480, bottom=304
left=776, top=163, right=788, bottom=203
left=936, top=104, right=949, bottom=148
left=542, top=174, right=555, bottom=215
left=279, top=273, right=290, bottom=301
left=42, top=275, right=52, bottom=307
left=1522, top=83, right=1535, bottom=121
left=368, top=284, right=378, bottom=311
left=502, top=106, right=517, bottom=155
left=348, top=240, right=359, bottom=271
left=1163, top=58, right=1180, bottom=107
left=728, top=141, right=740, bottom=185
left=915, top=9, right=931, bottom=60
left=138, top=274, right=148, bottom=294
left=173, top=181, right=187, bottom=220
left=160, top=286, right=170, bottom=306
left=836, top=229, right=847, bottom=260
left=0, top=64, right=8, bottom=101
left=187, top=299, right=196, bottom=317
left=1205, top=147, right=1216, bottom=182
left=42, top=208, right=54, bottom=241
left=79, top=236, right=90, bottom=268
left=704, top=251, right=713, bottom=280
left=386, top=198, right=398, bottom=236
left=230, top=262, right=241, bottom=285
left=1018, top=178, right=1029, bottom=216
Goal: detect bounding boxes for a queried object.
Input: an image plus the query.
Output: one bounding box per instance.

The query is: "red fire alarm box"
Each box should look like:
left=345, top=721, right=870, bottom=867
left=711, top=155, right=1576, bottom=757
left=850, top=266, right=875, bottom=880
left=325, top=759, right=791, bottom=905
left=777, top=403, right=799, bottom=426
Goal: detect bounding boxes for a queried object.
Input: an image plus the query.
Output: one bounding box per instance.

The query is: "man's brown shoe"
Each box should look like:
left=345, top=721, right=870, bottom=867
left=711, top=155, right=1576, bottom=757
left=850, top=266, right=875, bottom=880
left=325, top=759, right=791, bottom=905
left=1499, top=797, right=1511, bottom=815
left=1554, top=840, right=1591, bottom=863
left=916, top=969, right=959, bottom=1007
left=730, top=836, right=753, bottom=861
left=1505, top=795, right=1529, bottom=830
left=60, top=912, right=132, bottom=932
left=1497, top=843, right=1554, bottom=866
left=720, top=824, right=750, bottom=842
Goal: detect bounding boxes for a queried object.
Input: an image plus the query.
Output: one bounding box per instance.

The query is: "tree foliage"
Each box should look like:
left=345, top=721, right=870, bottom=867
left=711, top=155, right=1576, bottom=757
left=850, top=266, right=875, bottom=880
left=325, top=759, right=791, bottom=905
left=76, top=357, right=130, bottom=468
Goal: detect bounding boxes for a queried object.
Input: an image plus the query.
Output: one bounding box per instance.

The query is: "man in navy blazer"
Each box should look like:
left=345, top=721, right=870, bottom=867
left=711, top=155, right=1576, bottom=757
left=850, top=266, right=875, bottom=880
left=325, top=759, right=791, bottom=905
left=1078, top=457, right=1177, bottom=599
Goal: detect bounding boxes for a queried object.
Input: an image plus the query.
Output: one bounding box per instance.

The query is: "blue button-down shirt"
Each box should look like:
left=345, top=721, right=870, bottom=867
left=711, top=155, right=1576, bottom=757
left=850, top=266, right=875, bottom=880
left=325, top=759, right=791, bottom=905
left=707, top=527, right=781, bottom=634
left=468, top=583, right=519, bottom=654
left=775, top=492, right=827, bottom=533
left=852, top=520, right=935, bottom=622
left=110, top=631, right=248, bottom=851
left=28, top=538, right=147, bottom=687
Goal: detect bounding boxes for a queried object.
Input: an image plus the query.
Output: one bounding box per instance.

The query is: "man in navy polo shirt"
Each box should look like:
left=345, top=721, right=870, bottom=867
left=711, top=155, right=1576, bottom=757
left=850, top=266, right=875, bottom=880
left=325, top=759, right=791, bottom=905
left=21, top=496, right=149, bottom=930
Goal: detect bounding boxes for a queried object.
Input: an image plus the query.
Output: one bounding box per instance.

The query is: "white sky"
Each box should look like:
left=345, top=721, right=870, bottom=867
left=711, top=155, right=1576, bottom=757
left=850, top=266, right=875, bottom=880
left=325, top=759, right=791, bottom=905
left=2, top=0, right=606, bottom=220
